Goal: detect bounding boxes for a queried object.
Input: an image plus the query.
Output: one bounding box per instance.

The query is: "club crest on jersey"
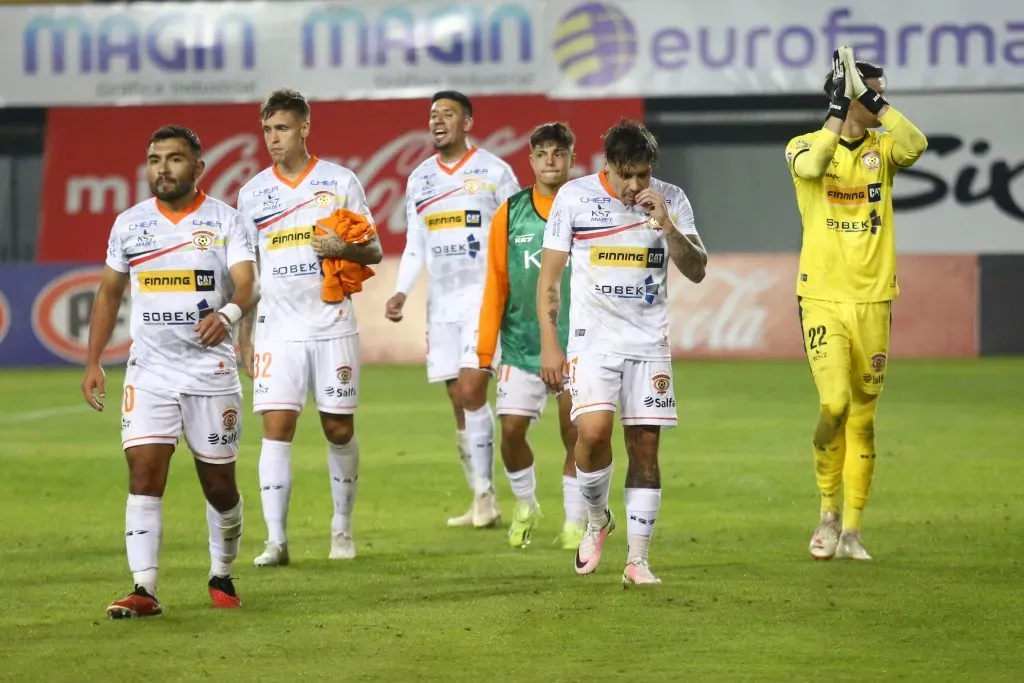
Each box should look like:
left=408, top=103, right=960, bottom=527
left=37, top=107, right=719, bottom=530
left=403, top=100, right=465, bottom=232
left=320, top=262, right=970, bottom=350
left=314, top=191, right=335, bottom=208
left=462, top=179, right=481, bottom=194
left=221, top=408, right=239, bottom=430
left=651, top=373, right=671, bottom=395
left=861, top=150, right=881, bottom=170
left=191, top=229, right=215, bottom=251
left=336, top=365, right=352, bottom=384
left=870, top=353, right=887, bottom=372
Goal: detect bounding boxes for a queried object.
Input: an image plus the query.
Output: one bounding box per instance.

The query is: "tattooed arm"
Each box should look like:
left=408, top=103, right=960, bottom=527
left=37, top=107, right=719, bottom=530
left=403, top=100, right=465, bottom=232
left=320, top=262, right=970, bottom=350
left=311, top=232, right=384, bottom=265
left=665, top=228, right=707, bottom=283
left=537, top=248, right=570, bottom=392
left=636, top=186, right=707, bottom=284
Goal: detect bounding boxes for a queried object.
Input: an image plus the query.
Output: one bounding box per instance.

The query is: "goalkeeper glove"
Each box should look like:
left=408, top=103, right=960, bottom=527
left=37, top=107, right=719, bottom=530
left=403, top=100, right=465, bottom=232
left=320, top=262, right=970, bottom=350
left=842, top=47, right=888, bottom=115
left=827, top=48, right=850, bottom=121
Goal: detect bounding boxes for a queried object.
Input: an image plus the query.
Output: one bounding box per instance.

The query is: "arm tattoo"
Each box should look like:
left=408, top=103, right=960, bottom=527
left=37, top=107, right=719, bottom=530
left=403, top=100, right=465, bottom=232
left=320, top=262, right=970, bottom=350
left=665, top=230, right=706, bottom=283
left=545, top=285, right=559, bottom=329
left=321, top=235, right=383, bottom=265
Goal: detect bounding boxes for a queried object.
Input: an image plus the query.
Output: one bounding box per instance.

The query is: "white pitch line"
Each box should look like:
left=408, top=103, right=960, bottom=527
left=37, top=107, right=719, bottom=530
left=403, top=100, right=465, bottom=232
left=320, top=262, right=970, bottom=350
left=0, top=404, right=92, bottom=424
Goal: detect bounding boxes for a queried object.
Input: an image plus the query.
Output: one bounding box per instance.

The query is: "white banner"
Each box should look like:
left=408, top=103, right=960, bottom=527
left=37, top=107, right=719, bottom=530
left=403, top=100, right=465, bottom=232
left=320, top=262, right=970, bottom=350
left=892, top=92, right=1024, bottom=253
left=1, top=0, right=1023, bottom=106
left=547, top=0, right=1024, bottom=98
left=0, top=0, right=547, bottom=106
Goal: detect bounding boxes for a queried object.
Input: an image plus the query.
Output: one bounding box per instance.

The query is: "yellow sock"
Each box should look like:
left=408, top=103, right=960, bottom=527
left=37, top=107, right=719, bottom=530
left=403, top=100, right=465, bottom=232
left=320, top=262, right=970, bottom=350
left=842, top=394, right=878, bottom=531
left=813, top=404, right=847, bottom=515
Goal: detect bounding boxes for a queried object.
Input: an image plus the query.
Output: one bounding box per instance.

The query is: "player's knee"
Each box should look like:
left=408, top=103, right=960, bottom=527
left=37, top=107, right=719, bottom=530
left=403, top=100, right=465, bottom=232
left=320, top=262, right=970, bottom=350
left=322, top=416, right=354, bottom=446
left=820, top=396, right=851, bottom=424
left=458, top=369, right=489, bottom=410
left=262, top=410, right=298, bottom=442
left=499, top=416, right=529, bottom=448
left=576, top=418, right=613, bottom=448
left=847, top=408, right=876, bottom=443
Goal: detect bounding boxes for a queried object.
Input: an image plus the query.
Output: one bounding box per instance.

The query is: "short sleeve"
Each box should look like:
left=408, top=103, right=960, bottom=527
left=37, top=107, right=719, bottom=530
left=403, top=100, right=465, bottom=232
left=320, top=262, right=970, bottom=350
left=542, top=188, right=573, bottom=253
left=496, top=164, right=520, bottom=205
left=665, top=184, right=698, bottom=237
left=344, top=172, right=375, bottom=223
left=225, top=212, right=256, bottom=268
left=105, top=222, right=129, bottom=273
left=235, top=192, right=258, bottom=245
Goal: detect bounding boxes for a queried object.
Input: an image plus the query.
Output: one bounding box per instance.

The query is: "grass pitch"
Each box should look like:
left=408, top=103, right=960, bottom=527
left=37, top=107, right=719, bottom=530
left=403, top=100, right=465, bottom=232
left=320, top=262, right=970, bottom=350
left=1, top=360, right=1022, bottom=682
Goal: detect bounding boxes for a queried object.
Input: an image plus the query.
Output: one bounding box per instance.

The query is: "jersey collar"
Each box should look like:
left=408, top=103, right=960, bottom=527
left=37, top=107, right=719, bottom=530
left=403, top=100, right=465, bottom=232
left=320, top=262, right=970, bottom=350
left=839, top=134, right=868, bottom=151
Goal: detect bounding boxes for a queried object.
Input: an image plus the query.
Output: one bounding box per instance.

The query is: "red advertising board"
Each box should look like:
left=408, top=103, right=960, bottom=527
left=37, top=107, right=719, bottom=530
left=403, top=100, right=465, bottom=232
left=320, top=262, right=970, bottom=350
left=39, top=97, right=644, bottom=262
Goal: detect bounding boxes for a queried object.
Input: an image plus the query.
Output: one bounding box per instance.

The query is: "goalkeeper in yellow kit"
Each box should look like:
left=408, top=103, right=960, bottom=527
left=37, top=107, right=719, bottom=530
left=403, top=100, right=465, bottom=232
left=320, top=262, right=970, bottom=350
left=785, top=47, right=928, bottom=561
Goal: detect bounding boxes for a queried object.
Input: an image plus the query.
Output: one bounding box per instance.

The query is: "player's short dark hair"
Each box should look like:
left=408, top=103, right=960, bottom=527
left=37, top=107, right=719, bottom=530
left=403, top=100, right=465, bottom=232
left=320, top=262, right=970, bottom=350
left=149, top=125, right=202, bottom=157
left=432, top=90, right=473, bottom=117
left=822, top=61, right=885, bottom=96
left=603, top=118, right=658, bottom=169
left=260, top=88, right=310, bottom=121
left=530, top=122, right=575, bottom=151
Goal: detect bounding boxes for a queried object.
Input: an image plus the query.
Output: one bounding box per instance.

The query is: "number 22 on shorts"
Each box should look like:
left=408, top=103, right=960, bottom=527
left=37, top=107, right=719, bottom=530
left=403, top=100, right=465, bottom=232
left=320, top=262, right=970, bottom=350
left=253, top=352, right=273, bottom=379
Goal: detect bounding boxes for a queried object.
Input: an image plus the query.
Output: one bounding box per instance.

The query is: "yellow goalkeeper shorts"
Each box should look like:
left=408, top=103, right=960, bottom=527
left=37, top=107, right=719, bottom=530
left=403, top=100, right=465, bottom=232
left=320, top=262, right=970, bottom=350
left=798, top=297, right=892, bottom=396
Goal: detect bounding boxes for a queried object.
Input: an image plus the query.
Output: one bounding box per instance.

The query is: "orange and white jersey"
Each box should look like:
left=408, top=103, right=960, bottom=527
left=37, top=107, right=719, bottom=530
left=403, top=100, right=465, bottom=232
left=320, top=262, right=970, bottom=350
left=105, top=192, right=256, bottom=395
left=237, top=158, right=373, bottom=342
left=396, top=146, right=519, bottom=323
left=542, top=172, right=699, bottom=361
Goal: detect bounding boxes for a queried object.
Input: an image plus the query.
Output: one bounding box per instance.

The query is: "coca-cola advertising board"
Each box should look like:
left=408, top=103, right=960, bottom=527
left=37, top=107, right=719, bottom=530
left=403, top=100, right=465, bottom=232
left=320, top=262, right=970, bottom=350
left=664, top=254, right=978, bottom=359
left=39, top=96, right=643, bottom=261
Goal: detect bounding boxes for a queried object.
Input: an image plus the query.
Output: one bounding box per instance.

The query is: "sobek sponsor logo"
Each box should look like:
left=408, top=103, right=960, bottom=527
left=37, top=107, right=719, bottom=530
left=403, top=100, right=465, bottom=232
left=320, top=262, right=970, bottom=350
left=23, top=11, right=256, bottom=74
left=556, top=3, right=1024, bottom=88
left=301, top=4, right=534, bottom=68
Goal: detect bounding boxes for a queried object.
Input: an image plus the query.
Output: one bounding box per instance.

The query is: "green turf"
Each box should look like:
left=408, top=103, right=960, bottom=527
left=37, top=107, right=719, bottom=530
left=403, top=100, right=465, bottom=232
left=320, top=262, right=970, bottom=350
left=1, top=360, right=1022, bottom=682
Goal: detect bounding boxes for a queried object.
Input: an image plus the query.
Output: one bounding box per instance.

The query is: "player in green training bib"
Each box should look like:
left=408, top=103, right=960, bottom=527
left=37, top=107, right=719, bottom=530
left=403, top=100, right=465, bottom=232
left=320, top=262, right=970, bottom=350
left=473, top=123, right=584, bottom=550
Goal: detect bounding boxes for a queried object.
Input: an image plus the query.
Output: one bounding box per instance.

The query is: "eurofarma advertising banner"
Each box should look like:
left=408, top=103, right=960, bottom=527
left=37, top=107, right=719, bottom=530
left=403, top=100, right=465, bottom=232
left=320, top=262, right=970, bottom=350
left=1, top=0, right=1021, bottom=106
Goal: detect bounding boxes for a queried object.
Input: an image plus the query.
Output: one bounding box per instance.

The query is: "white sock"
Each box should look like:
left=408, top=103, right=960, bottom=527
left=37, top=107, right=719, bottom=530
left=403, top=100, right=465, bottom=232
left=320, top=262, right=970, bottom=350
left=576, top=464, right=613, bottom=529
left=125, top=494, right=162, bottom=596
left=464, top=405, right=495, bottom=496
left=258, top=439, right=291, bottom=545
left=625, top=487, right=662, bottom=564
left=328, top=438, right=360, bottom=536
left=505, top=464, right=537, bottom=507
left=207, top=497, right=243, bottom=578
left=456, top=429, right=475, bottom=491
left=562, top=474, right=586, bottom=525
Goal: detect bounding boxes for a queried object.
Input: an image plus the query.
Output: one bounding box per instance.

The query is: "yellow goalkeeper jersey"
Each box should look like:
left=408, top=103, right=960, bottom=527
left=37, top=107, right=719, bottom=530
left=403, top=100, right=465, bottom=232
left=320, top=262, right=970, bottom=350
left=786, top=128, right=903, bottom=303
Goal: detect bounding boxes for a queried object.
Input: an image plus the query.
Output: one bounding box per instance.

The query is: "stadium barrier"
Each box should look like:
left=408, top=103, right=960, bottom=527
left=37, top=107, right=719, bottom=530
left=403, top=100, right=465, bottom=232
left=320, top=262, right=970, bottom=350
left=0, top=254, right=985, bottom=368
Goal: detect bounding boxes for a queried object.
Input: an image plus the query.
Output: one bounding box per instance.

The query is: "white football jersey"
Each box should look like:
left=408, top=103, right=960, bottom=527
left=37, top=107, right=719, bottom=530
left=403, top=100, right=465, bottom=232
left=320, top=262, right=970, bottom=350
left=398, top=146, right=519, bottom=323
left=542, top=172, right=700, bottom=361
left=237, top=158, right=374, bottom=342
left=105, top=191, right=256, bottom=394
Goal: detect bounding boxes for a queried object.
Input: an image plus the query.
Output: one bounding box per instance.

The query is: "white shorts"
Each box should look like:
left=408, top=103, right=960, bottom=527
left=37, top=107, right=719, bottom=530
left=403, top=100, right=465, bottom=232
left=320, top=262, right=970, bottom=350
left=426, top=321, right=493, bottom=383
left=252, top=336, right=360, bottom=415
left=495, top=363, right=568, bottom=421
left=566, top=352, right=677, bottom=428
left=120, top=371, right=242, bottom=464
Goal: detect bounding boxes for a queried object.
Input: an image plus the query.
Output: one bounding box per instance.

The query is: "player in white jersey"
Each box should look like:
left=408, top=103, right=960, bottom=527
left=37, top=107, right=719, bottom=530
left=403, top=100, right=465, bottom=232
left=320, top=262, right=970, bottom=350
left=385, top=91, right=520, bottom=528
left=236, top=89, right=383, bottom=567
left=537, top=119, right=708, bottom=586
left=81, top=126, right=260, bottom=618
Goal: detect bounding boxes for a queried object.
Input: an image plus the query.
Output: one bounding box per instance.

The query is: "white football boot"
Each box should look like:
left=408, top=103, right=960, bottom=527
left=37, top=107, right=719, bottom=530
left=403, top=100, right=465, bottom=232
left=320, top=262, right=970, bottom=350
left=253, top=541, right=289, bottom=567
left=835, top=530, right=873, bottom=561
left=622, top=559, right=662, bottom=586
left=809, top=511, right=841, bottom=560
left=329, top=532, right=356, bottom=560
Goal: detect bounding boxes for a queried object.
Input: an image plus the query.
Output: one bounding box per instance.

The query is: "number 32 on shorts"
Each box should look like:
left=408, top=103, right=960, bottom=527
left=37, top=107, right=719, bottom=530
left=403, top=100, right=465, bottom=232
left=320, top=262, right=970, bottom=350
left=252, top=352, right=273, bottom=379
